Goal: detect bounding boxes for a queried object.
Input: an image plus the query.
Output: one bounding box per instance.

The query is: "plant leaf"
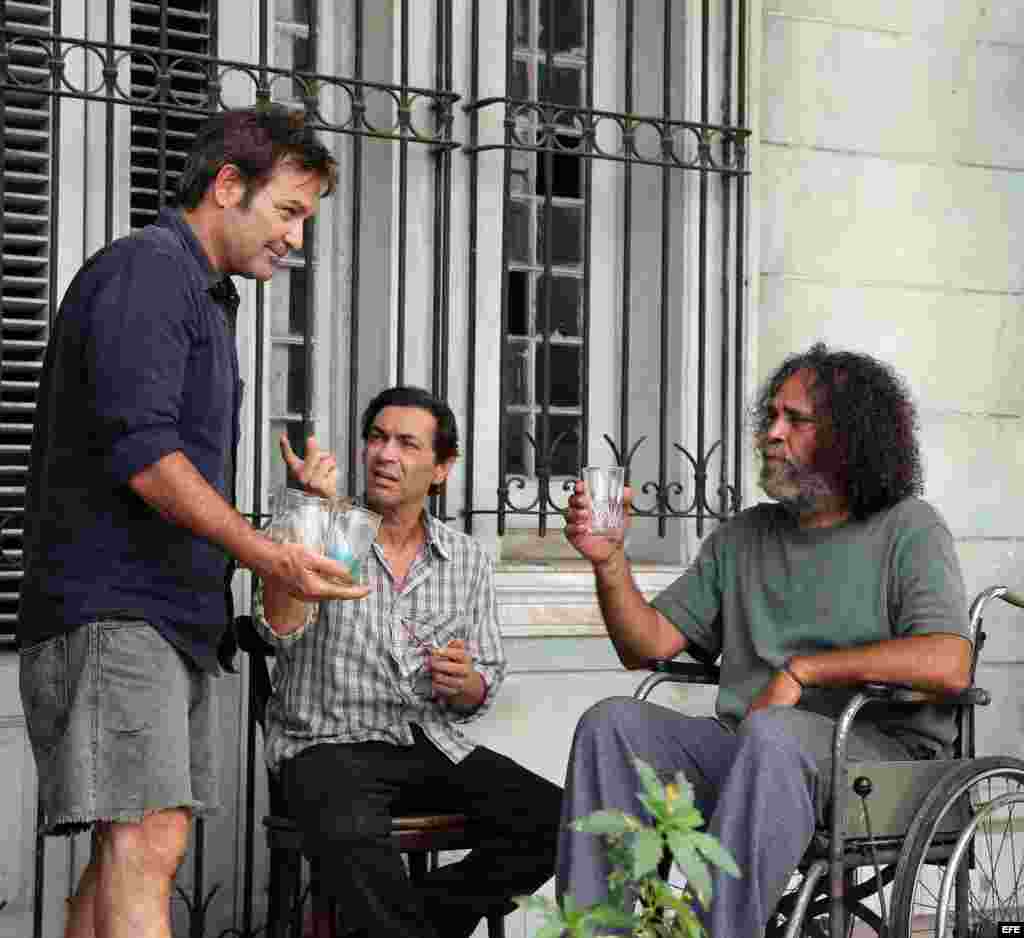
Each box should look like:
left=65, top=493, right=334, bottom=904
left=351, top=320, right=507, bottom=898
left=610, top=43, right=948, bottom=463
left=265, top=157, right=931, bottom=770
left=683, top=910, right=707, bottom=938
left=534, top=920, right=569, bottom=938
left=668, top=835, right=712, bottom=906
left=633, top=759, right=667, bottom=813
left=636, top=790, right=666, bottom=820
left=690, top=831, right=741, bottom=878
left=587, top=904, right=638, bottom=928
left=514, top=894, right=558, bottom=915
left=632, top=828, right=664, bottom=879
left=574, top=809, right=640, bottom=836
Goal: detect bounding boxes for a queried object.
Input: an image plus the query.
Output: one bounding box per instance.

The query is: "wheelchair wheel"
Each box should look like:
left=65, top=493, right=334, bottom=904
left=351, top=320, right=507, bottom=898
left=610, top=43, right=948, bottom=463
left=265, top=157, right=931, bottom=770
left=889, top=756, right=1024, bottom=938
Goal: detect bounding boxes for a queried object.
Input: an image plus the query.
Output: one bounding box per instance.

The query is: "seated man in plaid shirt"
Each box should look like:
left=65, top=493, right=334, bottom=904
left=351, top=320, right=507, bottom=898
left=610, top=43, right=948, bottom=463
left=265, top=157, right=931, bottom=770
left=256, top=385, right=562, bottom=938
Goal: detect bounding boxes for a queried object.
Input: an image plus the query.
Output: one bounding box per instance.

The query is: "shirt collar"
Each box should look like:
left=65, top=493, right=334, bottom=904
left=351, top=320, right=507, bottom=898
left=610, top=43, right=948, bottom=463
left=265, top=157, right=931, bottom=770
left=358, top=502, right=453, bottom=563
left=421, top=511, right=452, bottom=562
left=154, top=207, right=239, bottom=312
left=207, top=275, right=240, bottom=315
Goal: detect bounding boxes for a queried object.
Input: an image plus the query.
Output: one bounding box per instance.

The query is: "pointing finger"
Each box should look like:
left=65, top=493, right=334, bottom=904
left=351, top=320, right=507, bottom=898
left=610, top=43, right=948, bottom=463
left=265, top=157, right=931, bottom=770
left=279, top=433, right=303, bottom=474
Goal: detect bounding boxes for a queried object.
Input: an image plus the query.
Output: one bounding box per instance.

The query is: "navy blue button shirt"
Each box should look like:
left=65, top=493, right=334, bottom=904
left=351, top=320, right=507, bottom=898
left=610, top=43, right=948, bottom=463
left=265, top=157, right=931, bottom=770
left=18, top=209, right=242, bottom=672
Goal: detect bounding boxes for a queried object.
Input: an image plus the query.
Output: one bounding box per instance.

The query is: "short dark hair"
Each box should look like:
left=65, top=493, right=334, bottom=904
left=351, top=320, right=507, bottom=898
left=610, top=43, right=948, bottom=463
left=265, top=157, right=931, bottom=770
left=753, top=343, right=923, bottom=519
left=361, top=387, right=460, bottom=495
left=176, top=105, right=337, bottom=209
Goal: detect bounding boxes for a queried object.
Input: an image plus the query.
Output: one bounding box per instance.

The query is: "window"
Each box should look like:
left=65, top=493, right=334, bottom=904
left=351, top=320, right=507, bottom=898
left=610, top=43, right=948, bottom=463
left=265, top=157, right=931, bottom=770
left=503, top=0, right=588, bottom=482
left=464, top=0, right=750, bottom=565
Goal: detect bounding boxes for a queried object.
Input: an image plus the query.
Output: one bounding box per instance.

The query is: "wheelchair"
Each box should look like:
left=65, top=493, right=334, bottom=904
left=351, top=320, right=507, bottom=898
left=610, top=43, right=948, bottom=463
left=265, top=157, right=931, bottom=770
left=632, top=585, right=1024, bottom=938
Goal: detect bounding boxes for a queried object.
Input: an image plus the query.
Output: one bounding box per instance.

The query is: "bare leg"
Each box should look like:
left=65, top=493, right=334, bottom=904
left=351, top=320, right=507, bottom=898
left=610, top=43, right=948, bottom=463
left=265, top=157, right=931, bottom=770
left=64, top=849, right=100, bottom=938
left=87, top=809, right=192, bottom=938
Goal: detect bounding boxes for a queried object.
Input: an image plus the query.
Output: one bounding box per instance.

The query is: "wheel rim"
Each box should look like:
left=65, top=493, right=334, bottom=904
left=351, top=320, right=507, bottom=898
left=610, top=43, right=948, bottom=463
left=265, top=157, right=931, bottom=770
left=896, top=764, right=1024, bottom=937
left=935, top=792, right=1024, bottom=936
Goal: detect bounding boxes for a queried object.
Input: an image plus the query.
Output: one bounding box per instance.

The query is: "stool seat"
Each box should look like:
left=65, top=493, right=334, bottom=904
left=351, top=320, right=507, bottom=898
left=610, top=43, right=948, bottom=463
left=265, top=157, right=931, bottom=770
left=392, top=812, right=468, bottom=831
left=392, top=812, right=472, bottom=852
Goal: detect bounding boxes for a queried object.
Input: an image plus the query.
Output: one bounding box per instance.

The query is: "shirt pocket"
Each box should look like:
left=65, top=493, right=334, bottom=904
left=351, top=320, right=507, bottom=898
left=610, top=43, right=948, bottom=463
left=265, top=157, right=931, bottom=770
left=388, top=610, right=468, bottom=697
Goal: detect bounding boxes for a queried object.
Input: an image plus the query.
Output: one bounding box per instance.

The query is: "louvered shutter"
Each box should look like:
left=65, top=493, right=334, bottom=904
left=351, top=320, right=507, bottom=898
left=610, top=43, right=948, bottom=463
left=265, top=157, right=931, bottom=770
left=130, top=0, right=214, bottom=229
left=0, top=0, right=54, bottom=638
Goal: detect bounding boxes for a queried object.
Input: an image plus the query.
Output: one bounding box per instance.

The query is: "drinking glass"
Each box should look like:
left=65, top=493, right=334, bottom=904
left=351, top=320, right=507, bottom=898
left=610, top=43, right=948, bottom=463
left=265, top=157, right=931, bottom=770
left=582, top=466, right=625, bottom=539
left=268, top=487, right=332, bottom=552
left=325, top=505, right=383, bottom=582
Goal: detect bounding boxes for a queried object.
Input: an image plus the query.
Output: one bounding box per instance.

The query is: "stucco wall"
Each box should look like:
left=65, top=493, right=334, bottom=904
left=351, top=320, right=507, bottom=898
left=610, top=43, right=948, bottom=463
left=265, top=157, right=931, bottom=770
left=758, top=0, right=1024, bottom=769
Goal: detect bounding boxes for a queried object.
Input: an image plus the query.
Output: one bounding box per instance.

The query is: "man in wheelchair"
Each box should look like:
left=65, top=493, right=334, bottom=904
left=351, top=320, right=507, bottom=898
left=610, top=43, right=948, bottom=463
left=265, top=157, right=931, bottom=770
left=557, top=344, right=973, bottom=937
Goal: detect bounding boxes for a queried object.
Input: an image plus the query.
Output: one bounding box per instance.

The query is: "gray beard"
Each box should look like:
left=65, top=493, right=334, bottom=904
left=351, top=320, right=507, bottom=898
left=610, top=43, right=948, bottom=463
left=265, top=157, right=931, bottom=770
left=760, top=459, right=836, bottom=514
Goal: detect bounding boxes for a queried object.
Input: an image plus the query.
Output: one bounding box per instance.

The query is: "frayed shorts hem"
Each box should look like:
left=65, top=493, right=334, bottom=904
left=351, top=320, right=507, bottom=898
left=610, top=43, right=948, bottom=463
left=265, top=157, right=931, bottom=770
left=43, top=800, right=221, bottom=838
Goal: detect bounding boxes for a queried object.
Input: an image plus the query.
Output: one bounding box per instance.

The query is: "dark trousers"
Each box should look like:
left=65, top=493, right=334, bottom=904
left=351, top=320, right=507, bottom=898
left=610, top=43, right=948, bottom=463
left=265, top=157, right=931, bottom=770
left=280, top=726, right=563, bottom=938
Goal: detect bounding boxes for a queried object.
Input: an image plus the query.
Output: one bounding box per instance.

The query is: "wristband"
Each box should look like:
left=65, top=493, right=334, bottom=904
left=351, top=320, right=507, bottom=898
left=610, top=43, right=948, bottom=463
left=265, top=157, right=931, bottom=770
left=783, top=659, right=804, bottom=689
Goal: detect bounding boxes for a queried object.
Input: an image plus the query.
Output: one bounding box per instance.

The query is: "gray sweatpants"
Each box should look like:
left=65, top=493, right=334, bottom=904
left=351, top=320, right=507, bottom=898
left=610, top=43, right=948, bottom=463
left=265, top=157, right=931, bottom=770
left=556, top=698, right=911, bottom=937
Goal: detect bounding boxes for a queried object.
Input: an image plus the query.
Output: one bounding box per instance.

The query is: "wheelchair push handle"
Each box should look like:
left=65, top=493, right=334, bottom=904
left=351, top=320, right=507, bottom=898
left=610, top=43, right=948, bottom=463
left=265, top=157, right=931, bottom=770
left=969, top=584, right=1024, bottom=628
left=998, top=588, right=1024, bottom=609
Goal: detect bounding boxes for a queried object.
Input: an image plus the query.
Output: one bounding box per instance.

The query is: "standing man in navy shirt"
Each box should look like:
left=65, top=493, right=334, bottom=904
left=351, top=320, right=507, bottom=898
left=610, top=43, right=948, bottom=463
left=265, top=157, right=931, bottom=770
left=18, top=105, right=365, bottom=938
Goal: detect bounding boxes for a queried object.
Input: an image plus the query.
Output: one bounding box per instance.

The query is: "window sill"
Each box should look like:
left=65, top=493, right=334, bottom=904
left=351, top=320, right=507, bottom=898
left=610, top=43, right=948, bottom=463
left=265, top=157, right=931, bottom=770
left=495, top=564, right=682, bottom=638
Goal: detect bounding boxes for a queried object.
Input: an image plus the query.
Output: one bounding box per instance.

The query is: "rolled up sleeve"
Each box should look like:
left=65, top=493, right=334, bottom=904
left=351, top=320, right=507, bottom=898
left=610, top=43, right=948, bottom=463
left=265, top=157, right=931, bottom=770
left=251, top=578, right=318, bottom=646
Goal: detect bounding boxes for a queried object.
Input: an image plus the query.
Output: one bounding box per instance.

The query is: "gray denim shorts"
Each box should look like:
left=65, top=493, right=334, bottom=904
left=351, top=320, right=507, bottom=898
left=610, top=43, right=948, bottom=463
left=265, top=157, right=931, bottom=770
left=19, top=619, right=220, bottom=836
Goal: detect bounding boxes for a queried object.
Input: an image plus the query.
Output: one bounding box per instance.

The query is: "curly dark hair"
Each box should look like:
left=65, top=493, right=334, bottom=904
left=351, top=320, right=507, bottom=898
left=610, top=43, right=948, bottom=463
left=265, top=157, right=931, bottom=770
left=752, top=343, right=923, bottom=519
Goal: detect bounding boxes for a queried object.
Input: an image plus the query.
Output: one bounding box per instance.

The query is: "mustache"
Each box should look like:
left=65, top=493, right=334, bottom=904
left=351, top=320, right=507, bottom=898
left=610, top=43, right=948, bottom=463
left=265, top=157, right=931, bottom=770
left=758, top=449, right=792, bottom=466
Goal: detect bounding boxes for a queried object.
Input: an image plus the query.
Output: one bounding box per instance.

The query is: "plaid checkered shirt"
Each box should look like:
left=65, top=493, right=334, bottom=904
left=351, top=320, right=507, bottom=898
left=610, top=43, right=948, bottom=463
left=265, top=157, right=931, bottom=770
left=253, top=512, right=506, bottom=773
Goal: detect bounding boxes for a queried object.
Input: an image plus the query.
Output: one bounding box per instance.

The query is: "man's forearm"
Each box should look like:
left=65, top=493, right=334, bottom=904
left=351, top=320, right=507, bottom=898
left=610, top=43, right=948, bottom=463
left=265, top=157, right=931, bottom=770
left=788, top=633, right=972, bottom=695
left=594, top=549, right=686, bottom=669
left=129, top=450, right=279, bottom=578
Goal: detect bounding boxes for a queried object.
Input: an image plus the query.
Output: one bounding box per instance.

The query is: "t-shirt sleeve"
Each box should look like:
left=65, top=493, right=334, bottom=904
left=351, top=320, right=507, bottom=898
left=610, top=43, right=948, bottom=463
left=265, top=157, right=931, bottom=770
left=891, top=507, right=970, bottom=641
left=650, top=530, right=724, bottom=660
left=85, top=246, right=193, bottom=484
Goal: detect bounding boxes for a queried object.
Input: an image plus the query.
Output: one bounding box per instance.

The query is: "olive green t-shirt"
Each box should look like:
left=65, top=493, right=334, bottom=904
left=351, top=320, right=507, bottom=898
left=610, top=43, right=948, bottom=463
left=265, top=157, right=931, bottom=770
left=651, top=497, right=970, bottom=752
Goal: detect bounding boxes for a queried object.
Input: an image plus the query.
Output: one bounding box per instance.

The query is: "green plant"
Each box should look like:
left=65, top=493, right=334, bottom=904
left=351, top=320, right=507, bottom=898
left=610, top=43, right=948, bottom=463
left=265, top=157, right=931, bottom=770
left=519, top=758, right=740, bottom=938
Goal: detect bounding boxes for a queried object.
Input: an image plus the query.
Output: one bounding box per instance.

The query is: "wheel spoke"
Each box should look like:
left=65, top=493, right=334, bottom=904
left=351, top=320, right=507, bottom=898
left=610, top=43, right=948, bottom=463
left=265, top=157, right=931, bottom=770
left=889, top=760, right=1024, bottom=938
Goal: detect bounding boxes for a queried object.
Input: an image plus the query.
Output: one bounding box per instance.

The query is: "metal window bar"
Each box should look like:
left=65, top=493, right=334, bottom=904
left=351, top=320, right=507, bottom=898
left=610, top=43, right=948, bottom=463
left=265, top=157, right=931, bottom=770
left=462, top=0, right=750, bottom=540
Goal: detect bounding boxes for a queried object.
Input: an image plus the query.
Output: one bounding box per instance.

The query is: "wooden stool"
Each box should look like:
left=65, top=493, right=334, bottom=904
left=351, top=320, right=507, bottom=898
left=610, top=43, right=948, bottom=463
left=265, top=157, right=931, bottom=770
left=264, top=811, right=509, bottom=938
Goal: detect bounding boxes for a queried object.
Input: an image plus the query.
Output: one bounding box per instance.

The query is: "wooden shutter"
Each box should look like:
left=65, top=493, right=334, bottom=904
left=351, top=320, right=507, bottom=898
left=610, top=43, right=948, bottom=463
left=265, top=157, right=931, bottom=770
left=130, top=0, right=214, bottom=229
left=0, top=0, right=54, bottom=637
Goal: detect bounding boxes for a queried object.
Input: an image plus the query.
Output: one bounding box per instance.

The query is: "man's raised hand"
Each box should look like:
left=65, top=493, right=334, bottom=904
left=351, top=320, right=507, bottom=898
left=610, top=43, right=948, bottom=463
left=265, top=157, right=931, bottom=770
left=563, top=479, right=632, bottom=567
left=280, top=433, right=337, bottom=499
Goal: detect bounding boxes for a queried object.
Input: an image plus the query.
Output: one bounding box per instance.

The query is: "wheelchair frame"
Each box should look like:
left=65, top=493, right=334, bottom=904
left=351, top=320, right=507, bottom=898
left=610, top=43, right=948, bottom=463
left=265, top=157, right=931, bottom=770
left=633, top=584, right=1024, bottom=938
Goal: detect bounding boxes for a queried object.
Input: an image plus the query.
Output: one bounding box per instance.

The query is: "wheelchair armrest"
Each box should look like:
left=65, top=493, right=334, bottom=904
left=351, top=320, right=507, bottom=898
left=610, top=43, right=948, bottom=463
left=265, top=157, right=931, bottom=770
left=642, top=658, right=721, bottom=685
left=858, top=682, right=991, bottom=707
